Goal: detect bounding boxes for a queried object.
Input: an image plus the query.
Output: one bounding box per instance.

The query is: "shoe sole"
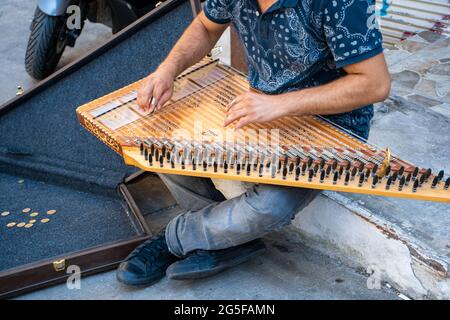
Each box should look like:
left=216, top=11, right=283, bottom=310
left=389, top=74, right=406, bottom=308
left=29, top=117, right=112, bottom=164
left=167, top=243, right=266, bottom=280
left=116, top=273, right=164, bottom=287
left=116, top=265, right=167, bottom=287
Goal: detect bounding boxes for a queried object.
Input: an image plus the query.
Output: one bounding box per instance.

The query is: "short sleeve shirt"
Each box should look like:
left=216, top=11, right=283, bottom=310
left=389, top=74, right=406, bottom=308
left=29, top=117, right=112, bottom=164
left=203, top=0, right=383, bottom=139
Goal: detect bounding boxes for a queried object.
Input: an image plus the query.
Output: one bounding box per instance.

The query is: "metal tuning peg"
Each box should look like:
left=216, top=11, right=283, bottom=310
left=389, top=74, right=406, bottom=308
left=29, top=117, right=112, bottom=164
left=431, top=176, right=439, bottom=189
left=358, top=173, right=364, bottom=187
left=308, top=169, right=314, bottom=182
left=444, top=177, right=450, bottom=190
left=332, top=171, right=339, bottom=185
left=385, top=176, right=392, bottom=190
left=295, top=166, right=300, bottom=181
left=371, top=175, right=378, bottom=188
left=344, top=171, right=350, bottom=186
left=398, top=176, right=405, bottom=191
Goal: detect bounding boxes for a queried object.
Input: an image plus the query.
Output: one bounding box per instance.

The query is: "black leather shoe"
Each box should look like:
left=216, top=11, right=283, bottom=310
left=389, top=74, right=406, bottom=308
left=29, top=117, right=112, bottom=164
left=166, top=239, right=266, bottom=280
left=117, top=233, right=178, bottom=286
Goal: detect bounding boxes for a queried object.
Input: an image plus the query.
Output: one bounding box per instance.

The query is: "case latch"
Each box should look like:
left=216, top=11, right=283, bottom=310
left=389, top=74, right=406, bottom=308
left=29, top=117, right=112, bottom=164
left=53, top=259, right=66, bottom=272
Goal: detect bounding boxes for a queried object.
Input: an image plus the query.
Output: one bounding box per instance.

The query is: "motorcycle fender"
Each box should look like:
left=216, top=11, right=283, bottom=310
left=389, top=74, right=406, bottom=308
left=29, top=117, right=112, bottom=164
left=38, top=0, right=73, bottom=16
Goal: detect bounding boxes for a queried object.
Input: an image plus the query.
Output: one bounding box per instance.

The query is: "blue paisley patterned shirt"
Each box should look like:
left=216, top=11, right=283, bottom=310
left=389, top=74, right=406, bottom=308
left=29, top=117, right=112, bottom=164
left=204, top=0, right=383, bottom=139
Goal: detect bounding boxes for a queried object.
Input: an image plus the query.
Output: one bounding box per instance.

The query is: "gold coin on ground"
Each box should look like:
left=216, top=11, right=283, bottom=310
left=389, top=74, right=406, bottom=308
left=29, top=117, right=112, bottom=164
left=1, top=211, right=10, bottom=217
left=22, top=208, right=31, bottom=213
left=6, top=222, right=16, bottom=228
left=17, top=222, right=26, bottom=227
left=29, top=219, right=36, bottom=223
left=30, top=212, right=39, bottom=217
left=24, top=224, right=33, bottom=228
left=47, top=210, right=57, bottom=215
left=41, top=218, right=50, bottom=223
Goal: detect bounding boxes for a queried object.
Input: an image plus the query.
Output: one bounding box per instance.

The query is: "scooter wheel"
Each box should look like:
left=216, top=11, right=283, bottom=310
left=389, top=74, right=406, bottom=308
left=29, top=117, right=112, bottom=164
left=25, top=6, right=68, bottom=80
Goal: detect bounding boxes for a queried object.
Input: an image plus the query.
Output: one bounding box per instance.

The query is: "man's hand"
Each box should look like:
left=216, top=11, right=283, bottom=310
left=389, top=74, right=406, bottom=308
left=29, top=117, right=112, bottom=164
left=224, top=92, right=286, bottom=129
left=136, top=12, right=228, bottom=113
left=137, top=66, right=175, bottom=113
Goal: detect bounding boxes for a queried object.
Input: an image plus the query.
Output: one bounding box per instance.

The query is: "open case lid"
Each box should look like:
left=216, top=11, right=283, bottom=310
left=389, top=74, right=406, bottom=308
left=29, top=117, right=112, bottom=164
left=0, top=0, right=193, bottom=298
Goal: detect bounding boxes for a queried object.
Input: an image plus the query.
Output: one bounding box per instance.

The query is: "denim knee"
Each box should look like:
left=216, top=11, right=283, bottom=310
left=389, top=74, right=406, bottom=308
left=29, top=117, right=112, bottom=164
left=243, top=184, right=316, bottom=227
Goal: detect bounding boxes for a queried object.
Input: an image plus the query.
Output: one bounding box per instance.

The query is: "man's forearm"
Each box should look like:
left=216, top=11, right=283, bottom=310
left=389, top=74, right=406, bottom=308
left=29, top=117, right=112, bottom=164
left=281, top=73, right=391, bottom=116
left=157, top=15, right=224, bottom=78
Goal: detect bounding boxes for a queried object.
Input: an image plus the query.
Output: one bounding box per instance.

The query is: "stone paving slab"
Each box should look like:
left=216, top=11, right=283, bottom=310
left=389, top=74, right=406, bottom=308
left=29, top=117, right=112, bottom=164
left=385, top=31, right=450, bottom=117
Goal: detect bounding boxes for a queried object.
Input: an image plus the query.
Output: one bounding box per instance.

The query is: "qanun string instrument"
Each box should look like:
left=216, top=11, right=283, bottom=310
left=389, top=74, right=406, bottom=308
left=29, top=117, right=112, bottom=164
left=77, top=57, right=450, bottom=203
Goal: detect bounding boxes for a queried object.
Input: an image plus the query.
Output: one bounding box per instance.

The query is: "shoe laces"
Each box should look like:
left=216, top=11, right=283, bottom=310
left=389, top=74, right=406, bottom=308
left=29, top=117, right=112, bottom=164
left=129, top=236, right=167, bottom=266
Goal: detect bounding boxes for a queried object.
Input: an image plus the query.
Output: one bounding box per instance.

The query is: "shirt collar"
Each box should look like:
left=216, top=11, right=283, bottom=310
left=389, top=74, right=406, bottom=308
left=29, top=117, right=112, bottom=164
left=266, top=0, right=299, bottom=13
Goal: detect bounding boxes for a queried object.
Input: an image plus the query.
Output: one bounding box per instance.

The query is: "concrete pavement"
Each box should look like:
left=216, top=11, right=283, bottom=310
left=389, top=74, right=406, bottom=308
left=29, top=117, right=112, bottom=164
left=18, top=229, right=399, bottom=300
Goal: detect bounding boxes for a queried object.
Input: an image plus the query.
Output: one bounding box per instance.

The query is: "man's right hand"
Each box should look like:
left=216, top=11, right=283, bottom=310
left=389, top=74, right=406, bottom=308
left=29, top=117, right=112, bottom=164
left=137, top=66, right=175, bottom=113
left=136, top=11, right=229, bottom=113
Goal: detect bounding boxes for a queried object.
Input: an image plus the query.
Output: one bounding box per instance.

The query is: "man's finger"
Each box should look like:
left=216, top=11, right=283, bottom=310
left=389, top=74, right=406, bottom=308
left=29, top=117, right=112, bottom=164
left=149, top=97, right=158, bottom=112
left=224, top=107, right=247, bottom=127
left=226, top=99, right=237, bottom=112
left=137, top=80, right=155, bottom=111
left=226, top=102, right=245, bottom=116
left=157, top=90, right=173, bottom=109
left=136, top=88, right=145, bottom=110
left=226, top=94, right=244, bottom=112
left=235, top=115, right=252, bottom=130
left=137, top=84, right=151, bottom=111
left=149, top=83, right=166, bottom=112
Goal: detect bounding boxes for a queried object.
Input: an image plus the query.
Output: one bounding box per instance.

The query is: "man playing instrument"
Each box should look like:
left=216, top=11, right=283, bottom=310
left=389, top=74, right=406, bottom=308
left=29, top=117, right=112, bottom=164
left=117, top=0, right=391, bottom=286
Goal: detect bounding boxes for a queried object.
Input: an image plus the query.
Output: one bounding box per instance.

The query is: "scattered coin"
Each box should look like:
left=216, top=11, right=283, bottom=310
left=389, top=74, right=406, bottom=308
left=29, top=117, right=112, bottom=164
left=6, top=222, right=16, bottom=228
left=1, top=211, right=10, bottom=217
left=18, top=180, right=24, bottom=184
left=29, top=219, right=36, bottom=224
left=22, top=208, right=31, bottom=213
left=16, top=86, right=24, bottom=96
left=47, top=210, right=57, bottom=215
left=17, top=222, right=26, bottom=228
left=30, top=212, right=39, bottom=217
left=24, top=224, right=33, bottom=229
left=41, top=218, right=50, bottom=223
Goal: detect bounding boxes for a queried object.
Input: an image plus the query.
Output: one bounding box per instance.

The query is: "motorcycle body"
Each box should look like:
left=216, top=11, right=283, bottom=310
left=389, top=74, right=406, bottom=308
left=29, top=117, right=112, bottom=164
left=25, top=0, right=161, bottom=80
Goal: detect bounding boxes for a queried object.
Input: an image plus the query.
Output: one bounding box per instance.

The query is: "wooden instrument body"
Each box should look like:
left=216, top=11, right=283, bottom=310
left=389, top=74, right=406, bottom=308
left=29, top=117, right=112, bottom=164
left=77, top=58, right=450, bottom=203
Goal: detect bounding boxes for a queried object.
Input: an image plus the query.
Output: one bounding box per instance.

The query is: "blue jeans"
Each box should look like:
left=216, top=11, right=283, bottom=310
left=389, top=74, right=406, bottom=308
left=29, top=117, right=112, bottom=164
left=161, top=108, right=372, bottom=257
left=161, top=174, right=320, bottom=257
